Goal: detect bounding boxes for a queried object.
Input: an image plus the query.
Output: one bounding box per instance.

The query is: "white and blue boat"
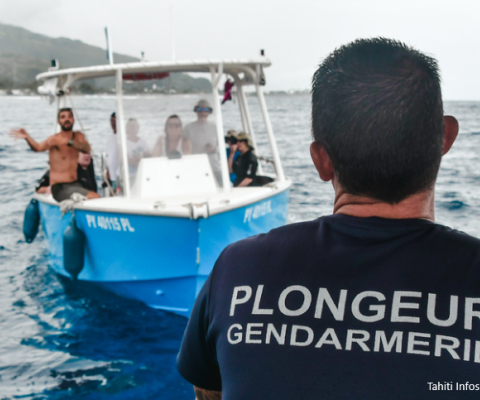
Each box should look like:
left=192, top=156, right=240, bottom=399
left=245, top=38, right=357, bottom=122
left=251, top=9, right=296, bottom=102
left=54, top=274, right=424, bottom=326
left=30, top=57, right=292, bottom=317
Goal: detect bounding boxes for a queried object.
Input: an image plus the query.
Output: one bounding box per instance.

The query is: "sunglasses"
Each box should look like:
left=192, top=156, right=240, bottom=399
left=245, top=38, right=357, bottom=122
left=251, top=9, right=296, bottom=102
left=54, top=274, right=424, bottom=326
left=195, top=107, right=213, bottom=113
left=225, top=137, right=238, bottom=144
left=167, top=123, right=182, bottom=128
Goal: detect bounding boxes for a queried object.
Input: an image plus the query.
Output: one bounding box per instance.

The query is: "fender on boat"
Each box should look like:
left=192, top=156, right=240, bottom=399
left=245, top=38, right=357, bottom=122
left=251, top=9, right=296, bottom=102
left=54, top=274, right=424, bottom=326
left=23, top=198, right=40, bottom=243
left=63, top=217, right=85, bottom=280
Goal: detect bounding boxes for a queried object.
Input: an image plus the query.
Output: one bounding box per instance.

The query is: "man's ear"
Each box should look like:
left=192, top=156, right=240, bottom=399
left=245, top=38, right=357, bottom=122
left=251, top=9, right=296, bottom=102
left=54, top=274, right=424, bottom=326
left=310, top=142, right=334, bottom=182
left=443, top=116, right=459, bottom=155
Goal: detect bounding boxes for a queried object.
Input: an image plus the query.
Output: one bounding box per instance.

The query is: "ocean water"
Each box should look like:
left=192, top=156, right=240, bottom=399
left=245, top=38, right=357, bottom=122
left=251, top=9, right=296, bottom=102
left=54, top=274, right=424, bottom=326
left=1, top=95, right=480, bottom=399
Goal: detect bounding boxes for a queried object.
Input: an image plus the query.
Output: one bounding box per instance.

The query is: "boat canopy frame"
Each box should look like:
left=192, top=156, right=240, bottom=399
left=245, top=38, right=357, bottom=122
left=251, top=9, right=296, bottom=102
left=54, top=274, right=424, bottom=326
left=36, top=58, right=286, bottom=198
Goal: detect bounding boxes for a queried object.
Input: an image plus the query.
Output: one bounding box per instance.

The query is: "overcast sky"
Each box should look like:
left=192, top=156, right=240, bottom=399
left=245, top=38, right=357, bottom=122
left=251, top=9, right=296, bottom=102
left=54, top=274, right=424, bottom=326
left=1, top=0, right=480, bottom=99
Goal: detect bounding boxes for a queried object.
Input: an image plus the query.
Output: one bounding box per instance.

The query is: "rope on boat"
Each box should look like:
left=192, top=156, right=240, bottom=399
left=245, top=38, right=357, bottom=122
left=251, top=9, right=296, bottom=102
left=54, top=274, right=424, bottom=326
left=59, top=193, right=87, bottom=218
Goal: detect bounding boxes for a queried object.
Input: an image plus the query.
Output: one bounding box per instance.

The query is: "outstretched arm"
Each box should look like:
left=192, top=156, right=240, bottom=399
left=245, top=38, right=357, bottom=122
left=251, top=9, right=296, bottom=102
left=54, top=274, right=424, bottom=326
left=9, top=128, right=50, bottom=152
left=194, top=386, right=222, bottom=400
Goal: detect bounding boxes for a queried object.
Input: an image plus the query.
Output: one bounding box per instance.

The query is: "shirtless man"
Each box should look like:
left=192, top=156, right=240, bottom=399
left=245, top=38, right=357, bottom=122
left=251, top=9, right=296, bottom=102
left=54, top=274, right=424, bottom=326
left=10, top=107, right=100, bottom=202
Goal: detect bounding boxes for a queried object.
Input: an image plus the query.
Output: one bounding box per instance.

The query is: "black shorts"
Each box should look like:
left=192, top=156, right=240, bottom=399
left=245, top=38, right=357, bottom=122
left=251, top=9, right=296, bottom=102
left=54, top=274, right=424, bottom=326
left=51, top=181, right=90, bottom=202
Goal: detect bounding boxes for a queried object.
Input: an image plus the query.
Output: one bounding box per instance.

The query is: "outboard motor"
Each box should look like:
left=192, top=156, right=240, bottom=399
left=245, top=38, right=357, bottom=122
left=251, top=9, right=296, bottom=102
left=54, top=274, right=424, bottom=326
left=23, top=198, right=40, bottom=243
left=63, top=217, right=85, bottom=280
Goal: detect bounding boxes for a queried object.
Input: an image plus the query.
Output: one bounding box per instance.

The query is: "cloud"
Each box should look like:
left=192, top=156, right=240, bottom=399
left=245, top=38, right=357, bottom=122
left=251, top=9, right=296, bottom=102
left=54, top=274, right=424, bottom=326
left=1, top=0, right=480, bottom=97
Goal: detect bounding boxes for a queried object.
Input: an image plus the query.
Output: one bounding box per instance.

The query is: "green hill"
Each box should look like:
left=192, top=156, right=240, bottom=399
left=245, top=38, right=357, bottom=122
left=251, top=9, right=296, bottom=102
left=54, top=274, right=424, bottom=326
left=0, top=22, right=211, bottom=93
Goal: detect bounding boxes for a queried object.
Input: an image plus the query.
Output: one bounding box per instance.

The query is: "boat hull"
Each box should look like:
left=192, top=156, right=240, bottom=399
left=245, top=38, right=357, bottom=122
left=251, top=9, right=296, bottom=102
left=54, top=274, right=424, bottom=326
left=38, top=191, right=289, bottom=317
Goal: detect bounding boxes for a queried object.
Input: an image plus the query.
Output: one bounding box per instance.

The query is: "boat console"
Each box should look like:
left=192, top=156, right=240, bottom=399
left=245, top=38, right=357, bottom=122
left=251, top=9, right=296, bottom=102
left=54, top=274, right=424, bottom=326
left=131, top=154, right=218, bottom=199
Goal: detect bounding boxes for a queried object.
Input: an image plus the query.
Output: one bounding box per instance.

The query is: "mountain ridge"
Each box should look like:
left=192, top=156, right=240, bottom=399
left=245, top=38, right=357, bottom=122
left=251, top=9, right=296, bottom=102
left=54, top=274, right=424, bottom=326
left=0, top=22, right=211, bottom=93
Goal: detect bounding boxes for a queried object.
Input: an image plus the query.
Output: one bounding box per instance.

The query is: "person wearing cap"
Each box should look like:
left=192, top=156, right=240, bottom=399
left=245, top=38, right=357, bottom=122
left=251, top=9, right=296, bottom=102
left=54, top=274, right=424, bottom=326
left=183, top=99, right=222, bottom=184
left=225, top=130, right=241, bottom=184
left=231, top=132, right=258, bottom=187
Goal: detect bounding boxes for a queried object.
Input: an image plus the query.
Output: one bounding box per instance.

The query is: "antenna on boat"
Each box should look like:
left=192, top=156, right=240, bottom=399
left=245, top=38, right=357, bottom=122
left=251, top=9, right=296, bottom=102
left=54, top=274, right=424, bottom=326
left=105, top=26, right=114, bottom=65
left=170, top=6, right=176, bottom=61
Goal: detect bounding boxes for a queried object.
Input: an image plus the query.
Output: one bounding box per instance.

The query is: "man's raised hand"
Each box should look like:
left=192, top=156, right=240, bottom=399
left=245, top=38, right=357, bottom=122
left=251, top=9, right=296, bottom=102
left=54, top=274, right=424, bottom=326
left=9, top=128, right=28, bottom=140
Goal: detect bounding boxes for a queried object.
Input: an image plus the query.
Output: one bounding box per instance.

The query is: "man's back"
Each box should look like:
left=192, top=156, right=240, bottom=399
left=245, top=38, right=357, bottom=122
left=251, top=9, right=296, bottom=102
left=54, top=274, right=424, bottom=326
left=178, top=215, right=480, bottom=399
left=177, top=38, right=473, bottom=399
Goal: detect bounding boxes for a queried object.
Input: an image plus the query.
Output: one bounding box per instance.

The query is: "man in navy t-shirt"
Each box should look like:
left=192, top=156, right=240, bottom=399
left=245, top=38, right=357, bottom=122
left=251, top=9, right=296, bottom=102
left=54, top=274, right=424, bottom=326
left=177, top=38, right=480, bottom=399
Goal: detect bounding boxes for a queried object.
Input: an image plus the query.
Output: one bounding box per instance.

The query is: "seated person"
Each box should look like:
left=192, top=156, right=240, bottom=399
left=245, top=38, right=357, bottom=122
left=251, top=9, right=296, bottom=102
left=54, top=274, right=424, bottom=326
left=11, top=107, right=99, bottom=202
left=225, top=130, right=240, bottom=184
left=126, top=118, right=150, bottom=176
left=36, top=168, right=51, bottom=194
left=231, top=132, right=258, bottom=187
left=77, top=153, right=98, bottom=192
left=36, top=153, right=98, bottom=194
left=152, top=115, right=187, bottom=158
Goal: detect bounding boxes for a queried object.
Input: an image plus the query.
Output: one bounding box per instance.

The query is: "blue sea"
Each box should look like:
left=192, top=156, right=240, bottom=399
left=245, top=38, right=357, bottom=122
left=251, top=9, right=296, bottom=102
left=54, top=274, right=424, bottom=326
left=1, top=94, right=480, bottom=399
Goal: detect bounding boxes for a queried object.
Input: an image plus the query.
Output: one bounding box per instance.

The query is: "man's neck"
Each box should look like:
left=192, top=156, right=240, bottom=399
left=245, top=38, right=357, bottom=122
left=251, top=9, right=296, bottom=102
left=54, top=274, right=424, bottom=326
left=333, top=187, right=435, bottom=221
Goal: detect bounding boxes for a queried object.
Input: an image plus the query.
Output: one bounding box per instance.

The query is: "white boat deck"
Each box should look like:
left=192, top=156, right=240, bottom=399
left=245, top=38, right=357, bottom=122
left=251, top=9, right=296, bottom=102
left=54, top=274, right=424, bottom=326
left=35, top=180, right=291, bottom=218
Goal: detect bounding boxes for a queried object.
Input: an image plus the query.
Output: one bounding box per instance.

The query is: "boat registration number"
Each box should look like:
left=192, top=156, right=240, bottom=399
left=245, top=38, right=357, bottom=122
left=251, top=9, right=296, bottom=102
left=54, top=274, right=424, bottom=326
left=243, top=200, right=272, bottom=223
left=85, top=214, right=135, bottom=232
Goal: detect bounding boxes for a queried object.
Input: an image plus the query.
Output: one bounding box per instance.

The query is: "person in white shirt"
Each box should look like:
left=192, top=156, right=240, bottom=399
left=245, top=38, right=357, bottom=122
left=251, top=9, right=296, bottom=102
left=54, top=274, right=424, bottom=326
left=126, top=118, right=150, bottom=180
left=183, top=99, right=221, bottom=184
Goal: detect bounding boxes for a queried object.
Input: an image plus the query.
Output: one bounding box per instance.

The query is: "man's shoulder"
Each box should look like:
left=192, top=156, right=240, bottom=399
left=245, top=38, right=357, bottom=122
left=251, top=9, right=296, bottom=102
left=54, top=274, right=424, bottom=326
left=73, top=131, right=86, bottom=140
left=215, top=216, right=480, bottom=271
left=434, top=222, right=480, bottom=248
left=184, top=121, right=198, bottom=129
left=45, top=132, right=63, bottom=147
left=247, top=151, right=258, bottom=161
left=183, top=121, right=197, bottom=136
left=185, top=120, right=215, bottom=128
left=49, top=132, right=62, bottom=140
left=219, top=219, right=322, bottom=262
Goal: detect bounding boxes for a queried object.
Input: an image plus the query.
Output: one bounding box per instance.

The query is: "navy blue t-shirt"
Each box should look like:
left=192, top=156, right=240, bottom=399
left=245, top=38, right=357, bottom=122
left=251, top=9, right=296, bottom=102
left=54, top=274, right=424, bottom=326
left=177, top=215, right=480, bottom=399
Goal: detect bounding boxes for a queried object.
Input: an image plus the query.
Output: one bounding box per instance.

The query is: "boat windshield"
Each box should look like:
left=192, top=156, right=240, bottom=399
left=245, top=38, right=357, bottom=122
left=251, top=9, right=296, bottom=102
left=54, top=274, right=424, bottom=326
left=117, top=91, right=237, bottom=197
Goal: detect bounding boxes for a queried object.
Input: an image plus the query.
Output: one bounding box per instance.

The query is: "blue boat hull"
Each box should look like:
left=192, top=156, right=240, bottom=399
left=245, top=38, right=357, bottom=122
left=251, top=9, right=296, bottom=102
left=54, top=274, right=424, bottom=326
left=38, top=191, right=289, bottom=317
